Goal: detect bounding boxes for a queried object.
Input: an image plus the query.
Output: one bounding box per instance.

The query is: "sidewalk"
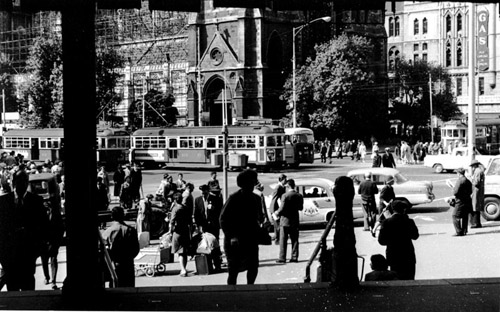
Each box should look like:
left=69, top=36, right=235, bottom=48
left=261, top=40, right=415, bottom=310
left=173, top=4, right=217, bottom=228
left=0, top=278, right=499, bottom=311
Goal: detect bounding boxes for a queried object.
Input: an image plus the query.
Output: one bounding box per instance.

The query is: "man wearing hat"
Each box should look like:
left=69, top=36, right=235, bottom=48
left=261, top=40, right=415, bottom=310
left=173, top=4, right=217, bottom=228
left=452, top=168, right=473, bottom=236
left=382, top=148, right=396, bottom=168
left=470, top=159, right=485, bottom=228
left=371, top=149, right=382, bottom=168
left=270, top=174, right=287, bottom=244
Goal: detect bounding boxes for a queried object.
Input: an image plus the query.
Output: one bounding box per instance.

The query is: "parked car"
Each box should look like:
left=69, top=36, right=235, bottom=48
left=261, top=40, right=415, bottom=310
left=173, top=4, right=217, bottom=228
left=347, top=167, right=435, bottom=208
left=265, top=178, right=364, bottom=226
left=481, top=155, right=500, bottom=220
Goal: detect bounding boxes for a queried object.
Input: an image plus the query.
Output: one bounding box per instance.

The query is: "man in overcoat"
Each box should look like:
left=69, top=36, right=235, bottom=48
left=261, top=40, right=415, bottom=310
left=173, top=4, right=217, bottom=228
left=269, top=174, right=287, bottom=244
left=273, top=179, right=303, bottom=263
left=452, top=167, right=472, bottom=236
left=469, top=160, right=485, bottom=228
left=378, top=199, right=419, bottom=280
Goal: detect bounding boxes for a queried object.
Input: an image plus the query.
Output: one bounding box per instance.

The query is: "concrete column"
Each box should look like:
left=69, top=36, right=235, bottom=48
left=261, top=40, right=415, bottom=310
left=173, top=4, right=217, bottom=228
left=61, top=0, right=102, bottom=300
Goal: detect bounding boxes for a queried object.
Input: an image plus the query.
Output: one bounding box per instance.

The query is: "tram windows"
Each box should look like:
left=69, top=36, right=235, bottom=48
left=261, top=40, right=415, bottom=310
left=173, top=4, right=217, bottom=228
left=5, top=137, right=30, bottom=148
left=169, top=138, right=177, bottom=148
left=267, top=136, right=276, bottom=147
left=207, top=138, right=217, bottom=148
left=237, top=136, right=245, bottom=148
left=195, top=137, right=203, bottom=148
left=168, top=149, right=178, bottom=159
left=276, top=135, right=283, bottom=146
left=247, top=137, right=256, bottom=148
left=228, top=137, right=237, bottom=148
left=259, top=136, right=265, bottom=147
left=180, top=137, right=189, bottom=148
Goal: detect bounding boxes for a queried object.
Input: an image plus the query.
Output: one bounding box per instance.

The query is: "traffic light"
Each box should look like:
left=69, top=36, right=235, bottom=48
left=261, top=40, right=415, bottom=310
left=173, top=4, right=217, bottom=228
left=148, top=0, right=201, bottom=12
left=213, top=0, right=265, bottom=8
left=97, top=0, right=141, bottom=9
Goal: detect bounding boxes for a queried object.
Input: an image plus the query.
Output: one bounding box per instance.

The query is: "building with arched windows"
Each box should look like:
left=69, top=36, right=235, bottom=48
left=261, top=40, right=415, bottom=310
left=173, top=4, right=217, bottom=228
left=385, top=1, right=500, bottom=119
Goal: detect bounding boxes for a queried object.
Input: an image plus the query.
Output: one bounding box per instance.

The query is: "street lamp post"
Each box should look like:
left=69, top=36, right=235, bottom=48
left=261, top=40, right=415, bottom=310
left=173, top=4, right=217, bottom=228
left=292, top=16, right=331, bottom=128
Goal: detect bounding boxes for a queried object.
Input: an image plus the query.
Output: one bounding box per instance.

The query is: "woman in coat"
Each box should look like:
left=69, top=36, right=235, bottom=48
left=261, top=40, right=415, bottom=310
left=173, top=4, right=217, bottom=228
left=168, top=192, right=192, bottom=277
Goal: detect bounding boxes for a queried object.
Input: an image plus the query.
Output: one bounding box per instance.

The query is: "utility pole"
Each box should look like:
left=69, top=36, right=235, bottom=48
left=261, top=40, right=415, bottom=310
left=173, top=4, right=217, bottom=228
left=142, top=78, right=146, bottom=129
left=197, top=26, right=203, bottom=126
left=428, top=73, right=433, bottom=143
left=1, top=89, right=5, bottom=133
left=468, top=3, right=476, bottom=162
left=222, top=69, right=228, bottom=202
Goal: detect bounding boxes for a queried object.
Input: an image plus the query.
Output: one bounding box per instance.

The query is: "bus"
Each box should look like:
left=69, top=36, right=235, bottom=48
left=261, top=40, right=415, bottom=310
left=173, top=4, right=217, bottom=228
left=1, top=127, right=130, bottom=168
left=130, top=125, right=286, bottom=169
left=284, top=127, right=315, bottom=167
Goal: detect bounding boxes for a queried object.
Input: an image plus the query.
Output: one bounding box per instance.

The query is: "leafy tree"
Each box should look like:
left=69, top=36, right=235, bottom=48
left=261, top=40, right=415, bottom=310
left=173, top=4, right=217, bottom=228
left=18, top=37, right=124, bottom=128
left=128, top=89, right=178, bottom=129
left=96, top=45, right=124, bottom=123
left=0, top=61, right=18, bottom=115
left=389, top=58, right=460, bottom=140
left=281, top=34, right=387, bottom=141
left=18, top=36, right=63, bottom=128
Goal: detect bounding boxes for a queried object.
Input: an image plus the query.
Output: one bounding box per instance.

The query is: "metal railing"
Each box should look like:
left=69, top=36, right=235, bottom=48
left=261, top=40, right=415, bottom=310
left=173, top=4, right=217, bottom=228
left=304, top=211, right=336, bottom=283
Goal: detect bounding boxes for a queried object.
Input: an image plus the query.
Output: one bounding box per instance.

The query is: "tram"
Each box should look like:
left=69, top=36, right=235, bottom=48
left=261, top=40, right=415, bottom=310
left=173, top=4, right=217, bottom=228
left=284, top=127, right=315, bottom=167
left=96, top=127, right=131, bottom=169
left=130, top=125, right=286, bottom=169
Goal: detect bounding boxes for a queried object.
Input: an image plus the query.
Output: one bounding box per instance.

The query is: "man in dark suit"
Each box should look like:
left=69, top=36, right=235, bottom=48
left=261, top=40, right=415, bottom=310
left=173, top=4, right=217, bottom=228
left=382, top=148, right=396, bottom=168
left=273, top=179, right=303, bottom=264
left=378, top=200, right=419, bottom=280
left=10, top=169, right=49, bottom=291
left=358, top=172, right=379, bottom=231
left=270, top=174, right=287, bottom=245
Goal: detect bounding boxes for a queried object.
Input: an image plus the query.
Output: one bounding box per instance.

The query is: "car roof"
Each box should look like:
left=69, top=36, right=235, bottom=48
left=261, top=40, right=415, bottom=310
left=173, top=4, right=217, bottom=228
left=269, top=178, right=335, bottom=190
left=347, top=167, right=400, bottom=176
left=29, top=173, right=56, bottom=182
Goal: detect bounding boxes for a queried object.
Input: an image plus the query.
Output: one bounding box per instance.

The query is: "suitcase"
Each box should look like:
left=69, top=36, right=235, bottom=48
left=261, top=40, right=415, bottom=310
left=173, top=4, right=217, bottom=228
left=195, top=254, right=210, bottom=275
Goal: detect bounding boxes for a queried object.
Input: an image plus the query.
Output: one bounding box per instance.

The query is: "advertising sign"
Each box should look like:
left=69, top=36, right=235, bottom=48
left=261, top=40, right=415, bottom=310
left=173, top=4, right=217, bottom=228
left=477, top=10, right=489, bottom=71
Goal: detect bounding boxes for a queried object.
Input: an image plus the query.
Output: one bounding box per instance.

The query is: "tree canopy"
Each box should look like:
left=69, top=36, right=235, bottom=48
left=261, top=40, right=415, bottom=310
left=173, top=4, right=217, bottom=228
left=280, top=34, right=388, bottom=141
left=389, top=58, right=460, bottom=140
left=17, top=37, right=124, bottom=128
left=128, top=89, right=178, bottom=129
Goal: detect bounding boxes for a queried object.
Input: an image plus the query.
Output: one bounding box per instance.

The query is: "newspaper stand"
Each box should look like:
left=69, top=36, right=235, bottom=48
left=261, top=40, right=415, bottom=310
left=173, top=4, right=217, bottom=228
left=134, top=246, right=173, bottom=277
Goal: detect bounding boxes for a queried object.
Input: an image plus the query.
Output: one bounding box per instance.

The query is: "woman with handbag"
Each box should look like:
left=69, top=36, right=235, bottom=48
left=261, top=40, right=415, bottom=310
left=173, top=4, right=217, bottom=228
left=167, top=192, right=192, bottom=277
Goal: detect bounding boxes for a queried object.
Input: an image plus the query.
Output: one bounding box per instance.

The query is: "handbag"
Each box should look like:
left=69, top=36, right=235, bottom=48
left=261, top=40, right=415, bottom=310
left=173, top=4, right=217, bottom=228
left=257, top=222, right=272, bottom=245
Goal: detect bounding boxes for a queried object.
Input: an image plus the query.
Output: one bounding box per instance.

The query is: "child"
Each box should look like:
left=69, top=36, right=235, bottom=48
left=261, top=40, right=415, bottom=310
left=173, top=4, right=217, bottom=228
left=364, top=254, right=398, bottom=281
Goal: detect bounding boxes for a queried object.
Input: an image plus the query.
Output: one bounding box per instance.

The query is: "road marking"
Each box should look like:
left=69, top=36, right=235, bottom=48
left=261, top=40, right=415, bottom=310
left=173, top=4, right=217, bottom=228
left=413, top=216, right=435, bottom=221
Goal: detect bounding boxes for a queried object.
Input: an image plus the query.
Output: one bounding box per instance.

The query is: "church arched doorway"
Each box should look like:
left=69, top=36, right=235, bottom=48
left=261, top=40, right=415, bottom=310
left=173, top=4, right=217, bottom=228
left=203, top=76, right=232, bottom=126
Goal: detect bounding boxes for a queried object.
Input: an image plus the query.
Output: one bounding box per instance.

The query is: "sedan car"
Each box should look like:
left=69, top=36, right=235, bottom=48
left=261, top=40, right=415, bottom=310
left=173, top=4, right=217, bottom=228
left=347, top=167, right=435, bottom=208
left=265, top=178, right=364, bottom=226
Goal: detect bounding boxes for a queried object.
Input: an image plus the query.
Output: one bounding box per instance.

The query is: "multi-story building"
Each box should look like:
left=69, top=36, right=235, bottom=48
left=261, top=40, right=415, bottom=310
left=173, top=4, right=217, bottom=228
left=1, top=0, right=387, bottom=128
left=386, top=1, right=500, bottom=119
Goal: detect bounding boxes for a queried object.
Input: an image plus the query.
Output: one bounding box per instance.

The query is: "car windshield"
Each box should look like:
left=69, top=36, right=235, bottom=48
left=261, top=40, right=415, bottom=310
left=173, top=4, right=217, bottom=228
left=394, top=172, right=409, bottom=183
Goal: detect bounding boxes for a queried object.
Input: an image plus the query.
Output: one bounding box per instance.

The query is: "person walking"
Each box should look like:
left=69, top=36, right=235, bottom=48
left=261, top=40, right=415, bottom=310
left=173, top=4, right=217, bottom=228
left=452, top=168, right=472, bottom=236
left=119, top=176, right=133, bottom=209
left=326, top=141, right=334, bottom=164
left=469, top=160, right=485, bottom=229
left=113, top=165, right=125, bottom=201
left=41, top=199, right=65, bottom=290
left=359, top=141, right=367, bottom=163
left=129, top=163, right=143, bottom=201
left=269, top=174, right=287, bottom=245
left=382, top=147, right=396, bottom=168
left=168, top=192, right=193, bottom=277
left=371, top=150, right=381, bottom=168
left=320, top=142, right=327, bottom=163
left=358, top=172, right=378, bottom=231
left=272, top=179, right=304, bottom=264
left=378, top=200, right=419, bottom=280
left=102, top=206, right=140, bottom=287
left=220, top=169, right=262, bottom=285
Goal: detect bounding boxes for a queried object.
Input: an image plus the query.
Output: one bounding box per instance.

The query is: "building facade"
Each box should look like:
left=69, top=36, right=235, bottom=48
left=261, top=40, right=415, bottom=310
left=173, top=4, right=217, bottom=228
left=386, top=1, right=500, bottom=119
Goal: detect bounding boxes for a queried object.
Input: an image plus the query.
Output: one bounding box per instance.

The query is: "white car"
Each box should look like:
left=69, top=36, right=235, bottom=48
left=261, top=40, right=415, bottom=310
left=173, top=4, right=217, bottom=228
left=266, top=178, right=364, bottom=226
left=347, top=167, right=435, bottom=208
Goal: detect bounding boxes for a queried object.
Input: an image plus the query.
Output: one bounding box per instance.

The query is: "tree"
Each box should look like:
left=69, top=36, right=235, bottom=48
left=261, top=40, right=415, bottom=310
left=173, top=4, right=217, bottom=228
left=18, top=37, right=124, bottom=128
left=96, top=45, right=124, bottom=123
left=389, top=59, right=460, bottom=140
left=280, top=34, right=388, bottom=141
left=0, top=61, right=18, bottom=115
left=17, top=36, right=63, bottom=128
left=128, top=89, right=178, bottom=129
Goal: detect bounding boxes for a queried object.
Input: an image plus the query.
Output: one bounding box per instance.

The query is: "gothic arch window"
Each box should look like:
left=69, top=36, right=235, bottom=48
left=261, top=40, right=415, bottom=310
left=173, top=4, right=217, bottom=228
left=389, top=17, right=394, bottom=36
left=423, top=18, right=428, bottom=34
left=446, top=15, right=452, bottom=33
left=395, top=17, right=400, bottom=36
left=446, top=41, right=452, bottom=67
left=457, top=41, right=463, bottom=67
left=457, top=13, right=462, bottom=33
left=414, top=18, right=419, bottom=35
left=388, top=46, right=400, bottom=70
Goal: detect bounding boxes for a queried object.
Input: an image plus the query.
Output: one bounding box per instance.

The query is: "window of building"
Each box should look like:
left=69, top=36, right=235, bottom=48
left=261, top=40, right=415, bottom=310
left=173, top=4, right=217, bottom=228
left=457, top=14, right=462, bottom=32
left=422, top=53, right=427, bottom=62
left=414, top=18, right=419, bottom=35
left=395, top=17, right=400, bottom=36
left=457, top=77, right=462, bottom=96
left=389, top=17, right=394, bottom=36
left=446, top=15, right=452, bottom=33
left=423, top=18, right=428, bottom=34
left=414, top=54, right=419, bottom=63
left=423, top=43, right=428, bottom=50
left=479, top=77, right=485, bottom=95
left=457, top=41, right=463, bottom=67
left=446, top=42, right=452, bottom=67
left=413, top=43, right=419, bottom=51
